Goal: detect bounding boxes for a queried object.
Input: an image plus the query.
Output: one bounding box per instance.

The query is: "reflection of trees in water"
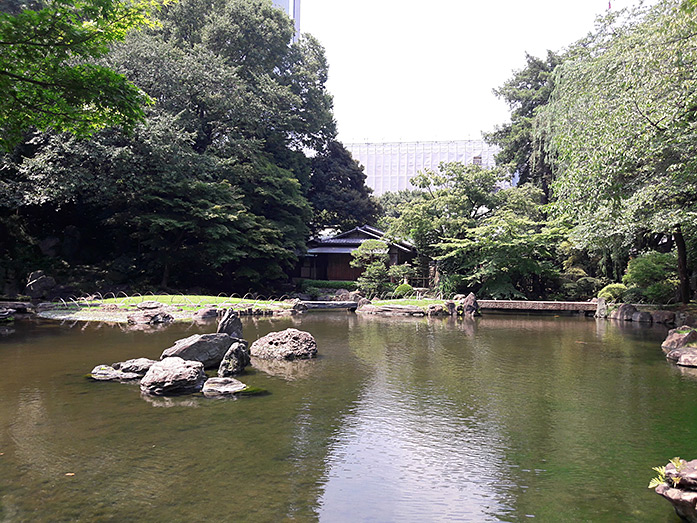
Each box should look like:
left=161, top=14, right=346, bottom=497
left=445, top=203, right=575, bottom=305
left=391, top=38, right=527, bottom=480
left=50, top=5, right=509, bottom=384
left=250, top=356, right=317, bottom=381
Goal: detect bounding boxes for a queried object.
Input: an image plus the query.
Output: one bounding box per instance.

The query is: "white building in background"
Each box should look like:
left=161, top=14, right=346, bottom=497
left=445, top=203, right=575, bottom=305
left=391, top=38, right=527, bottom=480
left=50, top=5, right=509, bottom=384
left=344, top=140, right=499, bottom=196
left=272, top=0, right=301, bottom=42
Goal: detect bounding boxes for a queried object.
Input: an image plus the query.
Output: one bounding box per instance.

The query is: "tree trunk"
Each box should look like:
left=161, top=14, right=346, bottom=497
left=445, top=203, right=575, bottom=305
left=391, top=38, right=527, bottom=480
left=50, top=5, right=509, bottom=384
left=675, top=226, right=691, bottom=304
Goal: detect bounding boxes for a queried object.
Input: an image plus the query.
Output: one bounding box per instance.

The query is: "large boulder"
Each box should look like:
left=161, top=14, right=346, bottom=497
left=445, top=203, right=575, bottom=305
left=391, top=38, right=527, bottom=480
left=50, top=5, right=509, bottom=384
left=193, top=307, right=219, bottom=321
left=140, top=357, right=206, bottom=396
left=161, top=333, right=235, bottom=369
left=217, top=309, right=243, bottom=338
left=662, top=326, right=697, bottom=353
left=655, top=459, right=697, bottom=522
left=218, top=339, right=250, bottom=377
left=460, top=293, right=480, bottom=316
left=666, top=348, right=697, bottom=367
left=202, top=377, right=247, bottom=397
left=250, top=328, right=317, bottom=360
left=653, top=310, right=677, bottom=325
left=608, top=303, right=638, bottom=321
left=632, top=311, right=654, bottom=323
left=24, top=270, right=57, bottom=298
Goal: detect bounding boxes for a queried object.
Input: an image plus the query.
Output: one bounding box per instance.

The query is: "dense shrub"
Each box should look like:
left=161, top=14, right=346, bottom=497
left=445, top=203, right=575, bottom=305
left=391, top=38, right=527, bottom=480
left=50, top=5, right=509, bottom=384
left=393, top=283, right=413, bottom=298
left=622, top=251, right=678, bottom=304
left=598, top=283, right=627, bottom=302
left=622, top=286, right=646, bottom=304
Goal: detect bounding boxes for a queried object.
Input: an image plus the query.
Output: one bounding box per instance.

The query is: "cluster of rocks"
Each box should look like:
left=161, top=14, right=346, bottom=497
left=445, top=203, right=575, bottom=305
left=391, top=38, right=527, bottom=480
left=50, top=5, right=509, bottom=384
left=661, top=326, right=697, bottom=367
left=655, top=458, right=697, bottom=522
left=596, top=298, right=689, bottom=325
left=357, top=293, right=480, bottom=318
left=89, top=308, right=318, bottom=399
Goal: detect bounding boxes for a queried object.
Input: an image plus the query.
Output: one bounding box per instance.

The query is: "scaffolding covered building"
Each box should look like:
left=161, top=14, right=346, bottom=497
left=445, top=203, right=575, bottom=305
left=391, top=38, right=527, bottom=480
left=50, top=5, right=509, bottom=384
left=344, top=140, right=499, bottom=196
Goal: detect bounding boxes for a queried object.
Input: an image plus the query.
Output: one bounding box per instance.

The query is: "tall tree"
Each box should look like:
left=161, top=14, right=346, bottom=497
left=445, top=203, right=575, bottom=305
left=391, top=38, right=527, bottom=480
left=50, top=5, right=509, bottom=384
left=308, top=140, right=380, bottom=232
left=485, top=51, right=562, bottom=201
left=539, top=0, right=697, bottom=302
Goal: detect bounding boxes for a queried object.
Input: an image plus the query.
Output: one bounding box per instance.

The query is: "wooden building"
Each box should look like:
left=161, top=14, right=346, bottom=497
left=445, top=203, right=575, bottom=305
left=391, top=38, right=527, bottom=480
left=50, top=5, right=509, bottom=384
left=298, top=225, right=416, bottom=281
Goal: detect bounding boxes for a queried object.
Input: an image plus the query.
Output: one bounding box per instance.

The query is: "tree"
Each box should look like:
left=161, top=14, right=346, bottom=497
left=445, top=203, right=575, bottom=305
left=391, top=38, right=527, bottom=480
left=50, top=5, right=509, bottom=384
left=350, top=239, right=390, bottom=296
left=485, top=51, right=562, bottom=201
left=0, top=0, right=162, bottom=150
left=308, top=140, right=380, bottom=232
left=539, top=0, right=697, bottom=302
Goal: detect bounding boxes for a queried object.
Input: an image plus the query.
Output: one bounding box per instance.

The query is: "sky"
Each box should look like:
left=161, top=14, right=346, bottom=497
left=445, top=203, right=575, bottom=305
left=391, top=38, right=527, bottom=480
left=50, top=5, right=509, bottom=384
left=300, top=0, right=653, bottom=144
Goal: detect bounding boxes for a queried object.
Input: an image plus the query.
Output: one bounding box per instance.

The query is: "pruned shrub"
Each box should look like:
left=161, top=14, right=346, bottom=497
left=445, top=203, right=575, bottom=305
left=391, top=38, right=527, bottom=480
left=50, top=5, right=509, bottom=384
left=598, top=283, right=627, bottom=302
left=393, top=283, right=413, bottom=298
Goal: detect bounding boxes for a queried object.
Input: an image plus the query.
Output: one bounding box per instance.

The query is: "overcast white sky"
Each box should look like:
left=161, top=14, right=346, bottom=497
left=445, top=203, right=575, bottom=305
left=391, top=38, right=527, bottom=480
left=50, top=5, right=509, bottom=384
left=300, top=0, right=653, bottom=143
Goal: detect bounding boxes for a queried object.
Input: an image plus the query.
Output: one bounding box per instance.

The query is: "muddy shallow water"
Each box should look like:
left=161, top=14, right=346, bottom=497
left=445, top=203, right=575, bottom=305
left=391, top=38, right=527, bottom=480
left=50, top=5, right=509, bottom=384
left=0, top=313, right=689, bottom=522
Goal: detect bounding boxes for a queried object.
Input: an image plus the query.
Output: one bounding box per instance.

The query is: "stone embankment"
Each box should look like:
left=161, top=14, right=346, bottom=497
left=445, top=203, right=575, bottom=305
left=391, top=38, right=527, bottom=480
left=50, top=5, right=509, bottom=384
left=654, top=458, right=697, bottom=522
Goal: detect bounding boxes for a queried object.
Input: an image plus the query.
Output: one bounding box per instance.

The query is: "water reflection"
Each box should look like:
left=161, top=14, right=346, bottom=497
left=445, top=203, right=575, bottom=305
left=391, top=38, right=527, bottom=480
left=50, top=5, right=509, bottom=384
left=0, top=314, right=688, bottom=522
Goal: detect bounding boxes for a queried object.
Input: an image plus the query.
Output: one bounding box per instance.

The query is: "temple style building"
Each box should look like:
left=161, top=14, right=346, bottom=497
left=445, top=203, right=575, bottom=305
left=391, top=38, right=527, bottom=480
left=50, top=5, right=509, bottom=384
left=344, top=140, right=499, bottom=196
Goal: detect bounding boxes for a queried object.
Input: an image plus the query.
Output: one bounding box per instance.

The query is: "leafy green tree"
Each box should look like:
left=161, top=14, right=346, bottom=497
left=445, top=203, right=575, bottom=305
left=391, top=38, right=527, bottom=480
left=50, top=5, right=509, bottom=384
left=0, top=0, right=162, bottom=150
left=388, top=162, right=511, bottom=260
left=350, top=239, right=390, bottom=296
left=539, top=0, right=697, bottom=302
left=485, top=51, right=562, bottom=201
left=308, top=140, right=380, bottom=232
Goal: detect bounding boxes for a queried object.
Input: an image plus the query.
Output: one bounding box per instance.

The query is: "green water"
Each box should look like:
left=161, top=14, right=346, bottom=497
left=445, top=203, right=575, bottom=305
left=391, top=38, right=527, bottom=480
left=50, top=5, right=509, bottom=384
left=0, top=313, right=690, bottom=522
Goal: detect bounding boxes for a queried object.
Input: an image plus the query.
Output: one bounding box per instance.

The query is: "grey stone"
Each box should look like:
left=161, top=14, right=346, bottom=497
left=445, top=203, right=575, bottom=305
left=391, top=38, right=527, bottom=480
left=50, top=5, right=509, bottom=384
left=89, top=364, right=141, bottom=382
left=631, top=311, right=653, bottom=323
left=112, top=358, right=158, bottom=375
left=140, top=357, right=206, bottom=396
left=193, top=307, right=219, bottom=320
left=653, top=310, right=677, bottom=324
left=662, top=326, right=697, bottom=352
left=161, top=333, right=235, bottom=369
left=357, top=297, right=372, bottom=308
left=461, top=293, right=480, bottom=316
left=135, top=300, right=168, bottom=310
left=127, top=311, right=174, bottom=325
left=427, top=304, right=447, bottom=316
left=609, top=303, right=638, bottom=321
left=202, top=377, right=247, bottom=397
left=666, top=348, right=697, bottom=367
left=217, top=308, right=243, bottom=337
left=595, top=297, right=608, bottom=318
left=250, top=328, right=317, bottom=361
left=218, top=339, right=250, bottom=377
left=655, top=484, right=697, bottom=522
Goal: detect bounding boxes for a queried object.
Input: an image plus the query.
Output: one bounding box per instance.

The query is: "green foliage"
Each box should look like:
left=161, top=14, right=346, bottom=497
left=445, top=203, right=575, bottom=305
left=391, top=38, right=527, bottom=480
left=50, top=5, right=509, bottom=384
left=623, top=252, right=679, bottom=304
left=0, top=0, right=336, bottom=292
left=387, top=263, right=415, bottom=283
left=486, top=50, right=563, bottom=200
left=648, top=458, right=685, bottom=489
left=350, top=240, right=389, bottom=269
left=598, top=283, right=627, bottom=302
left=0, top=0, right=165, bottom=150
left=355, top=261, right=389, bottom=297
left=309, top=140, right=380, bottom=232
left=540, top=1, right=697, bottom=302
left=393, top=283, right=413, bottom=298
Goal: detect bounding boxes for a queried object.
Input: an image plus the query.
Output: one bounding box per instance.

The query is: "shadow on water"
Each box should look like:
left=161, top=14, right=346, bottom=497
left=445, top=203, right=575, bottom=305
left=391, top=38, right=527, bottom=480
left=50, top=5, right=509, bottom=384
left=0, top=314, right=687, bottom=522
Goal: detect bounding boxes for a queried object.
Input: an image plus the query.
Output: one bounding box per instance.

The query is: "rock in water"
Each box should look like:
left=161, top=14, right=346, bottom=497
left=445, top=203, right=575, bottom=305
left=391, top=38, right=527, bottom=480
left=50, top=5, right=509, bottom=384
left=217, top=308, right=243, bottom=338
left=461, top=292, right=480, bottom=316
left=655, top=458, right=697, bottom=522
left=113, top=358, right=158, bottom=375
left=202, top=377, right=247, bottom=397
left=662, top=326, right=697, bottom=353
left=250, top=328, right=317, bottom=360
left=218, top=339, right=250, bottom=377
left=140, top=357, right=206, bottom=396
left=89, top=365, right=142, bottom=382
left=161, top=333, right=235, bottom=368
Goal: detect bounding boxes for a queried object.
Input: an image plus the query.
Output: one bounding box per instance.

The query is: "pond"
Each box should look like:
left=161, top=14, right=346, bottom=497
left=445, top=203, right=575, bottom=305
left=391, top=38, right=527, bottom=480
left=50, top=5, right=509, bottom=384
left=0, top=312, right=691, bottom=522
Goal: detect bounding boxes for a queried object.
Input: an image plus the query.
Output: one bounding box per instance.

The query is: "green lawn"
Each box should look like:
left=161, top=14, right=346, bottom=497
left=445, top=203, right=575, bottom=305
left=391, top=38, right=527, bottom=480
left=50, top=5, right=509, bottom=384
left=66, top=294, right=295, bottom=310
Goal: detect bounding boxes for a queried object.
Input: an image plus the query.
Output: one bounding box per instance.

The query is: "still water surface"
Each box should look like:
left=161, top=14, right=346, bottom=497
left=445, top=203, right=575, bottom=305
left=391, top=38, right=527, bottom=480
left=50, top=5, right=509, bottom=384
left=0, top=313, right=692, bottom=522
